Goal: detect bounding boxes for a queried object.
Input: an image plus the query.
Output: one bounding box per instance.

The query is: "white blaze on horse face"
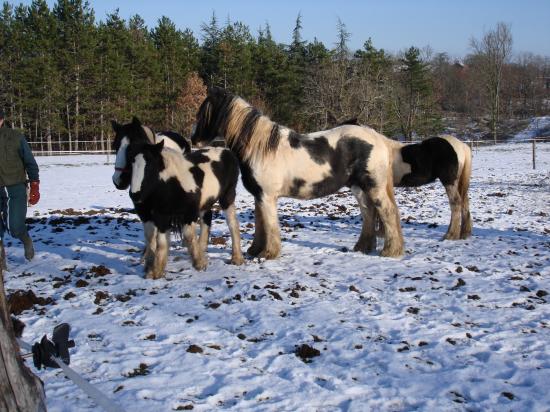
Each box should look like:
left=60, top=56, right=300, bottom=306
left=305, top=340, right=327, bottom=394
left=131, top=153, right=147, bottom=195
left=113, top=136, right=130, bottom=186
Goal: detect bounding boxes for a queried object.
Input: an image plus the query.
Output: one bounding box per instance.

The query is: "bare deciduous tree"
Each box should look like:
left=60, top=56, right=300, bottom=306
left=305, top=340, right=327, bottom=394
left=470, top=22, right=513, bottom=142
left=175, top=72, right=207, bottom=136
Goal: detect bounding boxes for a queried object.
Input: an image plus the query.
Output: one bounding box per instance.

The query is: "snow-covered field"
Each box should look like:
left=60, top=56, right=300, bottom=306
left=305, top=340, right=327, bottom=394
left=4, top=143, right=550, bottom=411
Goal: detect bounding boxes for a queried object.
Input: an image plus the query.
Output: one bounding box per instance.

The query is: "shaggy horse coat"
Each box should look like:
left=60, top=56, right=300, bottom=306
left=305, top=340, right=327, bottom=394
left=113, top=118, right=242, bottom=278
left=339, top=119, right=472, bottom=239
left=111, top=118, right=192, bottom=269
left=191, top=87, right=404, bottom=259
left=126, top=140, right=244, bottom=278
left=386, top=136, right=472, bottom=239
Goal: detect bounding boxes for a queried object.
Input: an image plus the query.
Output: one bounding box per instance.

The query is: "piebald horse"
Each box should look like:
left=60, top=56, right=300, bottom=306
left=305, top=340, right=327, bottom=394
left=338, top=119, right=472, bottom=239
left=126, top=140, right=244, bottom=277
left=191, top=87, right=404, bottom=259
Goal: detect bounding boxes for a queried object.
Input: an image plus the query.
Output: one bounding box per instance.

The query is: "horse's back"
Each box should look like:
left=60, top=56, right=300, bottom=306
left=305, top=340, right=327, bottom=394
left=156, top=131, right=191, bottom=153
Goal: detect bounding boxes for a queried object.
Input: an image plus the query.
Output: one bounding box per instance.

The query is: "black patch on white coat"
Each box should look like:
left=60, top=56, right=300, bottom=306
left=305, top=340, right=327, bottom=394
left=289, top=178, right=306, bottom=197
left=285, top=135, right=374, bottom=198
left=310, top=137, right=375, bottom=198
left=158, top=131, right=191, bottom=153
left=399, top=137, right=459, bottom=187
left=127, top=143, right=239, bottom=235
left=267, top=124, right=280, bottom=152
left=210, top=150, right=240, bottom=210
left=239, top=160, right=263, bottom=201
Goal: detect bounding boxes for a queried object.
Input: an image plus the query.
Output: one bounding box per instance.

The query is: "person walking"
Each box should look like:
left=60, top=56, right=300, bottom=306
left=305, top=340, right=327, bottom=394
left=0, top=108, right=40, bottom=269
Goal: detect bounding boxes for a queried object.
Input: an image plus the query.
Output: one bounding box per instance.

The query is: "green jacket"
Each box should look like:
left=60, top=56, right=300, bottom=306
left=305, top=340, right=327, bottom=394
left=0, top=126, right=39, bottom=186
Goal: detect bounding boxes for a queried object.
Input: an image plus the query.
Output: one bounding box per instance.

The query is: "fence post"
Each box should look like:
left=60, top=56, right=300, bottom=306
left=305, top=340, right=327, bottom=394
left=532, top=139, right=536, bottom=170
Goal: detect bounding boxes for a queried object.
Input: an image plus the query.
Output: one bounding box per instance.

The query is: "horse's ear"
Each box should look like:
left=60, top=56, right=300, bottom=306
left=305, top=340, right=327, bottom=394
left=111, top=120, right=120, bottom=132
left=132, top=116, right=142, bottom=127
left=209, top=86, right=225, bottom=97
left=154, top=140, right=165, bottom=152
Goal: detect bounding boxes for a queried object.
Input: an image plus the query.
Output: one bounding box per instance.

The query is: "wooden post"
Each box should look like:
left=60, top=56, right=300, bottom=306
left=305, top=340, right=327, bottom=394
left=532, top=139, right=536, bottom=170
left=0, top=260, right=46, bottom=411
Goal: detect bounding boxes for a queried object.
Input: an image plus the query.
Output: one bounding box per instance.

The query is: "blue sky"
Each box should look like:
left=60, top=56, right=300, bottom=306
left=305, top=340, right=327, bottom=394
left=17, top=0, right=550, bottom=57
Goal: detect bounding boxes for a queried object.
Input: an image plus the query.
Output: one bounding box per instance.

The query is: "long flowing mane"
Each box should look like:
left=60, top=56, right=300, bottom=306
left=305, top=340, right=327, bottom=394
left=196, top=88, right=283, bottom=161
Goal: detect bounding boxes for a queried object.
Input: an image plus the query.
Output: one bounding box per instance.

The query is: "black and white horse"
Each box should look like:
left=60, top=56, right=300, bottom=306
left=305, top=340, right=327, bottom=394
left=339, top=119, right=472, bottom=240
left=387, top=136, right=472, bottom=239
left=111, top=118, right=191, bottom=269
left=191, top=87, right=404, bottom=259
left=126, top=134, right=243, bottom=278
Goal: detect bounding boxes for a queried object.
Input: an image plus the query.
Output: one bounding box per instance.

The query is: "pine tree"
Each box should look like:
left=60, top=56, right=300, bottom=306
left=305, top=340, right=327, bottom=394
left=152, top=16, right=199, bottom=128
left=391, top=46, right=441, bottom=140
left=53, top=0, right=96, bottom=150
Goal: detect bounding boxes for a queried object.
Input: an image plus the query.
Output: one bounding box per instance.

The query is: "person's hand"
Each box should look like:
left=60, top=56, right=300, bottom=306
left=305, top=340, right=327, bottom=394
left=28, top=181, right=40, bottom=205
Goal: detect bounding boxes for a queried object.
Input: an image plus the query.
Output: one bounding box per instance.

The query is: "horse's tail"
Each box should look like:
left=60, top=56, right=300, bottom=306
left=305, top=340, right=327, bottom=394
left=459, top=142, right=472, bottom=201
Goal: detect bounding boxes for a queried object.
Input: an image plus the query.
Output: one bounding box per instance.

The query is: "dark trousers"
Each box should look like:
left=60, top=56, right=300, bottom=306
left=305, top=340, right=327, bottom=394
left=0, top=183, right=28, bottom=241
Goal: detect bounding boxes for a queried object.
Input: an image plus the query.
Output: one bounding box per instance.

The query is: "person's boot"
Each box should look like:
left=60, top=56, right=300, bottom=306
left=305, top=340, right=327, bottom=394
left=0, top=240, right=7, bottom=270
left=21, top=234, right=35, bottom=261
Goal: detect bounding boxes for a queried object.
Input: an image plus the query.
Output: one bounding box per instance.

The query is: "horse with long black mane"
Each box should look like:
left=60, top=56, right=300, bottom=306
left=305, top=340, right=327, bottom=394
left=191, top=87, right=404, bottom=259
left=339, top=119, right=472, bottom=240
left=112, top=117, right=244, bottom=278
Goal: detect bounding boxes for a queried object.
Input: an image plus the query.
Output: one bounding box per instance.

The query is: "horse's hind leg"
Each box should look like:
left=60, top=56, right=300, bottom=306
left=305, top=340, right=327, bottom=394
left=460, top=194, right=472, bottom=239
left=351, top=186, right=377, bottom=253
left=143, top=221, right=157, bottom=271
left=147, top=230, right=170, bottom=279
left=443, top=183, right=462, bottom=240
left=199, top=210, right=212, bottom=253
left=247, top=199, right=267, bottom=257
left=258, top=196, right=281, bottom=259
left=368, top=182, right=403, bottom=257
left=183, top=222, right=207, bottom=270
left=223, top=204, right=244, bottom=265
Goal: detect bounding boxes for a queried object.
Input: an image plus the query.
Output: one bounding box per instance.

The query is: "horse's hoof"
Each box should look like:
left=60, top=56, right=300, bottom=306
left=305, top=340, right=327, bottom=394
left=353, top=241, right=376, bottom=254
left=442, top=233, right=460, bottom=241
left=193, top=260, right=208, bottom=271
left=230, top=255, right=245, bottom=266
left=380, top=245, right=403, bottom=258
left=247, top=244, right=263, bottom=257
left=260, top=249, right=280, bottom=260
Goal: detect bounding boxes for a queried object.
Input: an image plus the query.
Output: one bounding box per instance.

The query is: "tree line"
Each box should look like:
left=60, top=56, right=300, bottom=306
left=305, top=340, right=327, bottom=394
left=1, top=0, right=549, bottom=151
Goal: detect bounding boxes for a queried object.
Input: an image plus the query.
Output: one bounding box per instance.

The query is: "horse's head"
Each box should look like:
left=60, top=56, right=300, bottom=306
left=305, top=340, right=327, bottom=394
left=127, top=140, right=165, bottom=204
left=111, top=117, right=151, bottom=190
left=191, top=87, right=233, bottom=148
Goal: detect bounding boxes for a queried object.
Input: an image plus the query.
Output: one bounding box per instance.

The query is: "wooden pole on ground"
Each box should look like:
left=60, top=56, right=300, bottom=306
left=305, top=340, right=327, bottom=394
left=0, top=258, right=46, bottom=411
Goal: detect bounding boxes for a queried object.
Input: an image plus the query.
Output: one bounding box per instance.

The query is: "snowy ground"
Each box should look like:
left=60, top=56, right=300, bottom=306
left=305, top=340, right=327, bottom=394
left=4, top=143, right=550, bottom=411
left=512, top=116, right=550, bottom=141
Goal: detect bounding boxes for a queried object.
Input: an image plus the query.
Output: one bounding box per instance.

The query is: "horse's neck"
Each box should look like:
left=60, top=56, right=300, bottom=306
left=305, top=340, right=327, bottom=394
left=224, top=98, right=277, bottom=158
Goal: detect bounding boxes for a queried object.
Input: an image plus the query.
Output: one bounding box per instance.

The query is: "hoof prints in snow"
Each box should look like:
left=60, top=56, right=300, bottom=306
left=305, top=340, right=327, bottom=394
left=4, top=144, right=550, bottom=411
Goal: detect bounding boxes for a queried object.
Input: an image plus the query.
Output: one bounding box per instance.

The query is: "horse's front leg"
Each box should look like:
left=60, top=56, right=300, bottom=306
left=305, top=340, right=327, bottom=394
left=258, top=196, right=281, bottom=259
left=183, top=222, right=207, bottom=270
left=146, top=230, right=170, bottom=279
left=142, top=221, right=157, bottom=271
left=198, top=210, right=212, bottom=253
left=351, top=186, right=377, bottom=253
left=247, top=199, right=267, bottom=257
left=443, top=184, right=462, bottom=240
left=223, top=203, right=244, bottom=265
